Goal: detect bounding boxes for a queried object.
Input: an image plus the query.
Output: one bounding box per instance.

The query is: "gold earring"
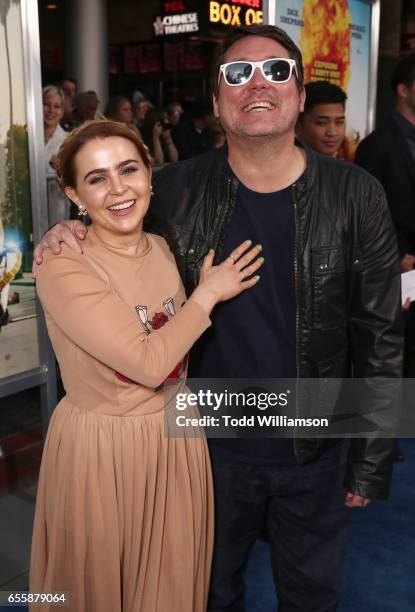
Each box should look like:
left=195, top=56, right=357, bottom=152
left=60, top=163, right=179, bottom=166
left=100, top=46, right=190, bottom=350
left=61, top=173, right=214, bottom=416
left=150, top=184, right=154, bottom=196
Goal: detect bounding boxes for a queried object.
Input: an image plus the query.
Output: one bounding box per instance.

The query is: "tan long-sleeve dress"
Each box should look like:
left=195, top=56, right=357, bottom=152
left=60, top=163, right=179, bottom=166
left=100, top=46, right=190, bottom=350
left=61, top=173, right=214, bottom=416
left=30, top=227, right=213, bottom=612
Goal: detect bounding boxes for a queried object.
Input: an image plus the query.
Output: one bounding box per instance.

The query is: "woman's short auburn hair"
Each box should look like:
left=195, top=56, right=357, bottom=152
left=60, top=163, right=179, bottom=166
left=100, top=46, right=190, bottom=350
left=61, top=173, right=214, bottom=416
left=56, top=119, right=151, bottom=190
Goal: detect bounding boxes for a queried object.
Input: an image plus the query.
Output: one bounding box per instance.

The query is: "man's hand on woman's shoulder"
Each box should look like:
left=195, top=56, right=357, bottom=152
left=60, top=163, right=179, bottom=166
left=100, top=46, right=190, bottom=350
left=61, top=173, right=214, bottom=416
left=32, top=220, right=88, bottom=277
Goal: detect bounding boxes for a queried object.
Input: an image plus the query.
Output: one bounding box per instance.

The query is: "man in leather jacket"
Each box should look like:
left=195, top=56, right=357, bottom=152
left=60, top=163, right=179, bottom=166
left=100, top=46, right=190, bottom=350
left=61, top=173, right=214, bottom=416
left=355, top=54, right=415, bottom=391
left=35, top=24, right=402, bottom=612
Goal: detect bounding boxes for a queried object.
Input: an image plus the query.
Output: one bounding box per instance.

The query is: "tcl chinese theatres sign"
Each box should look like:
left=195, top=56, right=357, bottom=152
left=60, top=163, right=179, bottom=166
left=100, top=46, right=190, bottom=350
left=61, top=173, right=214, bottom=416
left=153, top=0, right=263, bottom=37
left=209, top=0, right=263, bottom=26
left=154, top=0, right=200, bottom=36
left=153, top=13, right=199, bottom=35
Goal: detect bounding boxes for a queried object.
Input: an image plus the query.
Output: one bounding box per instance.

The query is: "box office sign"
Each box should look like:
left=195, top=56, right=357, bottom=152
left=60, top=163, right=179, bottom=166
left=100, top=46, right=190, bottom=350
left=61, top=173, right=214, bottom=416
left=153, top=0, right=263, bottom=37
left=209, top=0, right=263, bottom=27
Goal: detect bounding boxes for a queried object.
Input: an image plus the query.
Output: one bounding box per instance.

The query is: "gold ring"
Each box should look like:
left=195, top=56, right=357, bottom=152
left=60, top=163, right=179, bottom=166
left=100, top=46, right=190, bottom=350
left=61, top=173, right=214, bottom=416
left=229, top=255, right=236, bottom=264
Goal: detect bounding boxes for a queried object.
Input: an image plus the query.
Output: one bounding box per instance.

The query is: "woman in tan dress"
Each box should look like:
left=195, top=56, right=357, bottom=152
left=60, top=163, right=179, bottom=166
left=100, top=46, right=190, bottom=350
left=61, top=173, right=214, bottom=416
left=30, top=120, right=263, bottom=611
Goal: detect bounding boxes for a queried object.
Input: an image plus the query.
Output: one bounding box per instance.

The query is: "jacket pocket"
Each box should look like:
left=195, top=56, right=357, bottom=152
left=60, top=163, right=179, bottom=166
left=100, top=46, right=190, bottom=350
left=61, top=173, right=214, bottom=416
left=312, top=246, right=347, bottom=330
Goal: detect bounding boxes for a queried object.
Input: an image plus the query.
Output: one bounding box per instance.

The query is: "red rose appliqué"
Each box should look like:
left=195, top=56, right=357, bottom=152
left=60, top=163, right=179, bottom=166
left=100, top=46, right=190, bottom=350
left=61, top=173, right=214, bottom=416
left=159, top=353, right=189, bottom=389
left=115, top=304, right=185, bottom=387
left=151, top=311, right=168, bottom=330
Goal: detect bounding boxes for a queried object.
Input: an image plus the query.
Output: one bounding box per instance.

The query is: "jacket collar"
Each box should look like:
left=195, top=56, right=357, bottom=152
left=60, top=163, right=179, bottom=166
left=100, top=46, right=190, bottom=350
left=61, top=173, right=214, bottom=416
left=217, top=138, right=316, bottom=197
left=295, top=138, right=315, bottom=191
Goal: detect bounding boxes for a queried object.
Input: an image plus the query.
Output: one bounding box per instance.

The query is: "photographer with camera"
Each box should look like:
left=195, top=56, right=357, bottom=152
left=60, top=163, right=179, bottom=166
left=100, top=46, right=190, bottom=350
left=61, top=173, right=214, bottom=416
left=141, top=107, right=179, bottom=165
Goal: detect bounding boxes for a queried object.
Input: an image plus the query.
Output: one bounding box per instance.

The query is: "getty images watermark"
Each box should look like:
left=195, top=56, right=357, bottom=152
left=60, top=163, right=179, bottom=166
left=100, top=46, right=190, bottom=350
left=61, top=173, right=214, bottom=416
left=164, top=378, right=404, bottom=438
left=174, top=389, right=329, bottom=429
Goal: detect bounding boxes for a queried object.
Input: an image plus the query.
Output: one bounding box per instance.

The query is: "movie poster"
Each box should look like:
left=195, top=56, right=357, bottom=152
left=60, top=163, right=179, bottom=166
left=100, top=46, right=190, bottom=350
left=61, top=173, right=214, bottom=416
left=0, top=0, right=39, bottom=377
left=274, top=0, right=373, bottom=159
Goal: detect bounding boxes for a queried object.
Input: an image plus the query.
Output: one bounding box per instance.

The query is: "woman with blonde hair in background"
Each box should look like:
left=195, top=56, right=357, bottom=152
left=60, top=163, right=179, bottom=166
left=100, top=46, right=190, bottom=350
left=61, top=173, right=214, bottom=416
left=42, top=85, right=67, bottom=175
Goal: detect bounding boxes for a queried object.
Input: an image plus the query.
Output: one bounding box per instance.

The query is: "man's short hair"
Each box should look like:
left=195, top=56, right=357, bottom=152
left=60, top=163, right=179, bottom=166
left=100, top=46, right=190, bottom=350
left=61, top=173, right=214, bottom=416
left=166, top=102, right=182, bottom=113
left=74, top=91, right=98, bottom=110
left=391, top=53, right=415, bottom=94
left=302, top=81, right=347, bottom=114
left=61, top=77, right=77, bottom=87
left=211, top=24, right=304, bottom=98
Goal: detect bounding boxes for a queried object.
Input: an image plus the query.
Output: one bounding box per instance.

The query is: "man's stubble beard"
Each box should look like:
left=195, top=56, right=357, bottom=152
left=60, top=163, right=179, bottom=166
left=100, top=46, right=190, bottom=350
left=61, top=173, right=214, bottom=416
left=224, top=112, right=299, bottom=143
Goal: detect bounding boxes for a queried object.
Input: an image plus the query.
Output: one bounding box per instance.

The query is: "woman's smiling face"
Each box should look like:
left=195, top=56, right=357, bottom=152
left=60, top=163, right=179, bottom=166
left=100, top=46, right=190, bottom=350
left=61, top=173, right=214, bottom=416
left=66, top=136, right=152, bottom=243
left=43, top=92, right=64, bottom=130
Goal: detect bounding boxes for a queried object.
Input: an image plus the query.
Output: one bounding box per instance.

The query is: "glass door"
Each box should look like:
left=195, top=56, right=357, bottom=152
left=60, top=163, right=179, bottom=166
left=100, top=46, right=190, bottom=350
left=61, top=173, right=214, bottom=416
left=0, top=0, right=56, bottom=592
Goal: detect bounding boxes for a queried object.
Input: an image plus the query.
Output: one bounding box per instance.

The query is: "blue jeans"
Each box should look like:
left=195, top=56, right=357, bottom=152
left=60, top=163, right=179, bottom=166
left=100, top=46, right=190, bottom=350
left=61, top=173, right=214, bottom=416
left=207, top=442, right=351, bottom=612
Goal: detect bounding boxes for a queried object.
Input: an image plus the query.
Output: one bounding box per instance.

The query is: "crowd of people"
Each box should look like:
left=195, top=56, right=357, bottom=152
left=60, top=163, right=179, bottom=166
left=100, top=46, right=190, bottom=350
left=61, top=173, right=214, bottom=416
left=42, top=79, right=227, bottom=178
left=41, top=73, right=364, bottom=188
left=33, top=21, right=414, bottom=612
left=42, top=71, right=364, bottom=182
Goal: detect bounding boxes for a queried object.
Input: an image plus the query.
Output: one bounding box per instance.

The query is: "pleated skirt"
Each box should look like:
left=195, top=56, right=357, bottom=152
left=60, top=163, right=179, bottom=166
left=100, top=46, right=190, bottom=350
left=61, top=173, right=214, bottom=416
left=29, top=401, right=214, bottom=611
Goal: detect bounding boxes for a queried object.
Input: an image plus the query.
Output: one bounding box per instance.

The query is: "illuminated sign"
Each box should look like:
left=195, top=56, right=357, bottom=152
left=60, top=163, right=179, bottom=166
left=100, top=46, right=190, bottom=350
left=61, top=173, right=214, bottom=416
left=153, top=12, right=199, bottom=35
left=209, top=0, right=263, bottom=27
left=163, top=1, right=185, bottom=10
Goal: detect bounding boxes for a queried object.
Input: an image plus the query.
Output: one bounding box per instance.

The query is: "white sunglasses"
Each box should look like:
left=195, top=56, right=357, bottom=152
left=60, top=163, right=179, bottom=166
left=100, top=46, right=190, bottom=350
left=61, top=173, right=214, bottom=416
left=219, top=58, right=298, bottom=87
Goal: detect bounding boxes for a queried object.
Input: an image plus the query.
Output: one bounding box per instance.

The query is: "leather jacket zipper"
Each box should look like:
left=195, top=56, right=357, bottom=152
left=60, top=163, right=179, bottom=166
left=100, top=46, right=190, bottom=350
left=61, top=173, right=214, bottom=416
left=215, top=176, right=237, bottom=261
left=292, top=182, right=300, bottom=461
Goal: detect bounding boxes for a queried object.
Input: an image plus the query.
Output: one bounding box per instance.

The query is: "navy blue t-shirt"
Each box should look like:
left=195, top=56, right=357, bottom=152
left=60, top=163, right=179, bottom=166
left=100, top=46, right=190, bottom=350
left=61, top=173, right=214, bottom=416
left=198, top=165, right=298, bottom=464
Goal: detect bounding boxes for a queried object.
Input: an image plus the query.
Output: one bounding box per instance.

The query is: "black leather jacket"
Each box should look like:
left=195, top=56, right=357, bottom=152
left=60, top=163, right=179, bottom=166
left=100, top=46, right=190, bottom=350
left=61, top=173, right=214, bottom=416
left=146, top=145, right=403, bottom=500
